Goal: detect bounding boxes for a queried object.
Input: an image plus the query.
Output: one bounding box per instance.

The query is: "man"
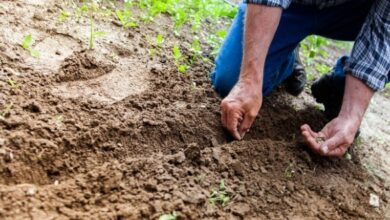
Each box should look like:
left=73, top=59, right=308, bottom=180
left=211, top=0, right=389, bottom=157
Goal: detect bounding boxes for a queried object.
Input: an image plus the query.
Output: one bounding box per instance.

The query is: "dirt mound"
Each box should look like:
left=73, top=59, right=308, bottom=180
left=57, top=50, right=115, bottom=82
left=0, top=0, right=388, bottom=219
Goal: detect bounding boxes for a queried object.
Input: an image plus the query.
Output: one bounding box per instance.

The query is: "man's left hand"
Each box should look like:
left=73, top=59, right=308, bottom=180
left=300, top=115, right=360, bottom=157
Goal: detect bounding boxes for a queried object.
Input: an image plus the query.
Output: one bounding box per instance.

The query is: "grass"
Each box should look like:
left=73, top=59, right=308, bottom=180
left=208, top=179, right=230, bottom=206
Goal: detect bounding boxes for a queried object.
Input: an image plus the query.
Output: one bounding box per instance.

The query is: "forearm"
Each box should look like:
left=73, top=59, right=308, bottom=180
left=339, top=74, right=374, bottom=123
left=240, top=4, right=282, bottom=90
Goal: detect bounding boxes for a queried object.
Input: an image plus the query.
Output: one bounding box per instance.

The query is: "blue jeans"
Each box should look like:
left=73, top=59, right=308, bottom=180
left=211, top=0, right=373, bottom=98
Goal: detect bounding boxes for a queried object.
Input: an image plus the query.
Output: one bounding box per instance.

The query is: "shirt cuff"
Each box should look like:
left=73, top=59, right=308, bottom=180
left=244, top=0, right=291, bottom=9
left=344, top=61, right=388, bottom=91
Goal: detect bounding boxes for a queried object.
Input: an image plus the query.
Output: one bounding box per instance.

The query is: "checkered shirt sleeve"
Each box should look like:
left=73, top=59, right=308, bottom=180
left=243, top=0, right=292, bottom=9
left=345, top=0, right=390, bottom=91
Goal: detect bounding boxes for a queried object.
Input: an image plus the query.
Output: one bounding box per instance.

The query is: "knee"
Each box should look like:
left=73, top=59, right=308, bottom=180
left=211, top=67, right=237, bottom=98
left=238, top=2, right=247, bottom=15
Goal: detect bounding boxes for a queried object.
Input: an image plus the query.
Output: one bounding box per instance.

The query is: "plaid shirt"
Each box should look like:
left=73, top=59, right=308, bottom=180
left=244, top=0, right=390, bottom=91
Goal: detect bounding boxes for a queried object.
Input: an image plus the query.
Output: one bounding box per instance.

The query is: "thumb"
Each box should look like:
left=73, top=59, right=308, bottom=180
left=320, top=133, right=346, bottom=156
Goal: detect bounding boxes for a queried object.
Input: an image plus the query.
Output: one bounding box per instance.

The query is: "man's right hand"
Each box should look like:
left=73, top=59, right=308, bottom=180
left=220, top=79, right=262, bottom=140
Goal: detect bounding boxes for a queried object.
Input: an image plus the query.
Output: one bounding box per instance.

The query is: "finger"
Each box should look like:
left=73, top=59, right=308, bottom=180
left=326, top=144, right=349, bottom=157
left=320, top=134, right=348, bottom=156
left=300, top=124, right=319, bottom=138
left=221, top=106, right=227, bottom=128
left=238, top=112, right=256, bottom=137
left=226, top=110, right=241, bottom=140
left=301, top=130, right=322, bottom=154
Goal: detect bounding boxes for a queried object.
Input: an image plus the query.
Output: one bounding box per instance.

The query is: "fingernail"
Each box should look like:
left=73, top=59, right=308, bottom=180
left=321, top=145, right=329, bottom=154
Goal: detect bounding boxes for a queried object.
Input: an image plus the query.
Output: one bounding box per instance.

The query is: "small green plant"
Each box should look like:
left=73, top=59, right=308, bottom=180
left=315, top=63, right=331, bottom=75
left=172, top=44, right=188, bottom=73
left=208, top=179, right=230, bottom=206
left=21, top=34, right=40, bottom=58
left=156, top=33, right=164, bottom=47
left=190, top=37, right=202, bottom=62
left=159, top=211, right=177, bottom=220
left=0, top=103, right=13, bottom=119
left=115, top=1, right=138, bottom=28
left=7, top=78, right=20, bottom=90
left=284, top=163, right=295, bottom=178
left=59, top=10, right=71, bottom=22
left=88, top=1, right=105, bottom=49
left=344, top=152, right=352, bottom=160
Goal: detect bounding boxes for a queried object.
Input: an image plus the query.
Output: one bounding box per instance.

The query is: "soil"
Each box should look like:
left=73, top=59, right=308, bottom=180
left=0, top=0, right=389, bottom=219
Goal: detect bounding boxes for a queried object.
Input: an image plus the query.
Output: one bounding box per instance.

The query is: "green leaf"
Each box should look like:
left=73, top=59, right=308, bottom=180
left=178, top=64, right=188, bottom=73
left=22, top=34, right=33, bottom=49
left=29, top=49, right=40, bottom=58
left=172, top=44, right=182, bottom=61
left=156, top=34, right=164, bottom=47
left=219, top=179, right=226, bottom=191
left=93, top=31, right=106, bottom=37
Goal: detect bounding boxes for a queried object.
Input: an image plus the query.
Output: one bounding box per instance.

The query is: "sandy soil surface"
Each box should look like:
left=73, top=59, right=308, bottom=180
left=0, top=0, right=388, bottom=219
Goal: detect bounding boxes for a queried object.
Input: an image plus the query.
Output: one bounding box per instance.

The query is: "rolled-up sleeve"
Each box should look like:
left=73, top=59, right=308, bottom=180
left=345, top=0, right=390, bottom=91
left=244, top=0, right=292, bottom=9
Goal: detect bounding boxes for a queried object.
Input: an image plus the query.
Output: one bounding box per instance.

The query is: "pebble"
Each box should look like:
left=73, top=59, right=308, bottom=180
left=26, top=186, right=37, bottom=196
left=4, top=152, right=13, bottom=163
left=369, top=193, right=380, bottom=208
left=260, top=166, right=268, bottom=174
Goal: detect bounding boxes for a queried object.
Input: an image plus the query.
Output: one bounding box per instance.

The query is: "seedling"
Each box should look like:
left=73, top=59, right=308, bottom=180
left=115, top=6, right=138, bottom=28
left=59, top=10, right=71, bottom=22
left=172, top=44, right=188, bottom=73
left=21, top=34, right=40, bottom=58
left=190, top=37, right=202, bottom=62
left=159, top=211, right=177, bottom=220
left=7, top=78, right=20, bottom=90
left=88, top=1, right=105, bottom=49
left=0, top=103, right=13, bottom=119
left=284, top=163, right=295, bottom=178
left=208, top=179, right=230, bottom=206
left=156, top=34, right=164, bottom=47
left=344, top=152, right=352, bottom=160
left=315, top=63, right=331, bottom=75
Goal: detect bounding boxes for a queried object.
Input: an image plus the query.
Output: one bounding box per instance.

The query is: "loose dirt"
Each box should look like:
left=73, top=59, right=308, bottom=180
left=0, top=0, right=389, bottom=219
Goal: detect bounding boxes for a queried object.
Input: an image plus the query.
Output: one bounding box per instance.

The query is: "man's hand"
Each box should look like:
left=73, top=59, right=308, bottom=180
left=301, top=115, right=359, bottom=156
left=221, top=80, right=262, bottom=140
left=220, top=5, right=282, bottom=140
left=301, top=74, right=374, bottom=157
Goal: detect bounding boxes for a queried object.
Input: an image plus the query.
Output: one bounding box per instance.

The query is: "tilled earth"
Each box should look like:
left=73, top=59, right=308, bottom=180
left=0, top=0, right=388, bottom=219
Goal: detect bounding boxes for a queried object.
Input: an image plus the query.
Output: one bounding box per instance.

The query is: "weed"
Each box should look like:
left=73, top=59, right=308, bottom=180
left=172, top=44, right=188, bottom=73
left=7, top=78, right=20, bottom=90
left=115, top=1, right=138, bottom=28
left=159, top=211, right=177, bottom=220
left=208, top=179, right=230, bottom=206
left=284, top=163, right=295, bottom=178
left=344, top=152, right=352, bottom=160
left=0, top=103, right=13, bottom=119
left=190, top=37, right=202, bottom=62
left=315, top=63, right=331, bottom=75
left=156, top=33, right=164, bottom=47
left=21, top=34, right=40, bottom=58
left=59, top=10, right=71, bottom=22
left=88, top=1, right=105, bottom=49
